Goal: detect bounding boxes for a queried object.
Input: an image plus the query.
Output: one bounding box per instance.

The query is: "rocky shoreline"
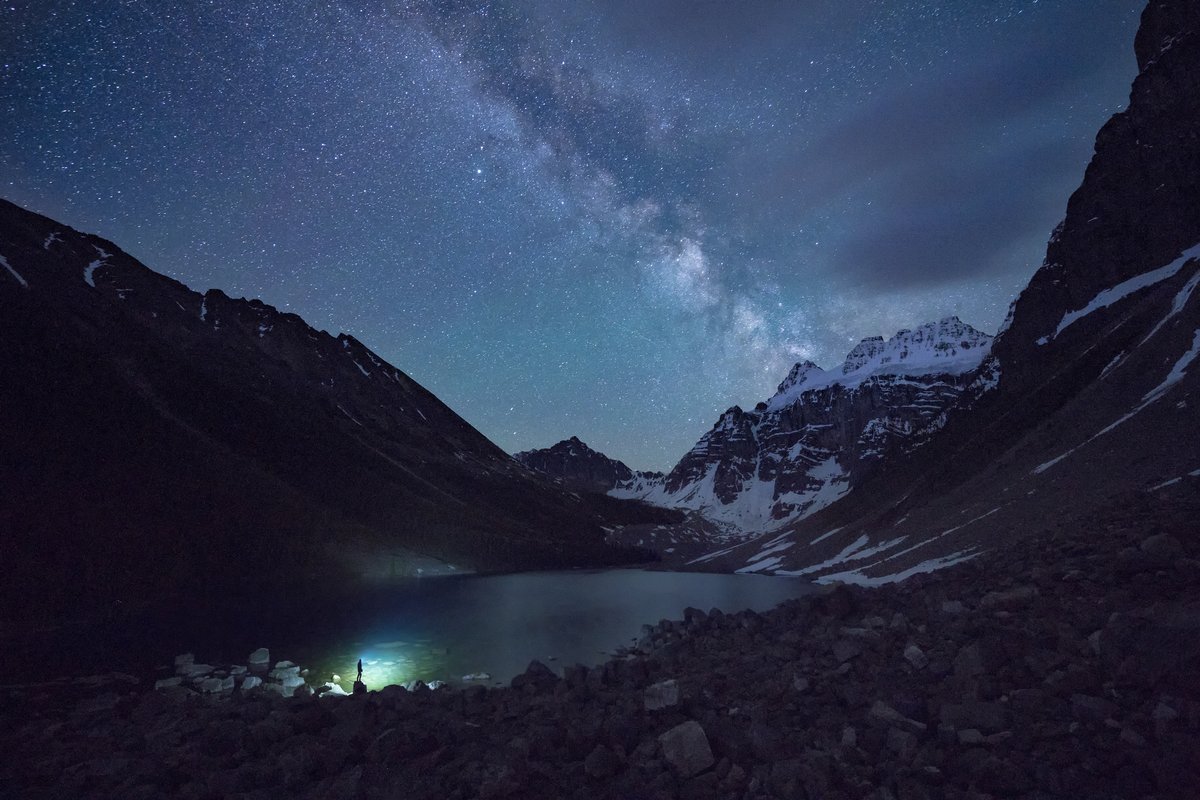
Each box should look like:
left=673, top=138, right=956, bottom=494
left=2, top=510, right=1198, bottom=800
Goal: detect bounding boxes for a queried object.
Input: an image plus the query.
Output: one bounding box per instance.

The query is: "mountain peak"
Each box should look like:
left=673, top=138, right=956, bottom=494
left=774, top=360, right=827, bottom=397
left=764, top=318, right=992, bottom=412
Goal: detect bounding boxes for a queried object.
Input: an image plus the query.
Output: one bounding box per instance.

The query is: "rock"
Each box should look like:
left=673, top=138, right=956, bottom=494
left=887, top=727, right=919, bottom=759
left=511, top=660, right=559, bottom=691
left=979, top=585, right=1039, bottom=609
left=240, top=676, right=262, bottom=690
left=154, top=676, right=183, bottom=690
left=792, top=674, right=810, bottom=693
left=659, top=720, right=715, bottom=777
left=833, top=639, right=864, bottom=664
left=644, top=679, right=680, bottom=711
left=269, top=664, right=301, bottom=681
left=1071, top=693, right=1118, bottom=722
left=247, top=648, right=270, bottom=672
left=1140, top=533, right=1183, bottom=559
left=903, top=644, right=929, bottom=670
left=199, top=676, right=235, bottom=693
left=180, top=663, right=215, bottom=679
left=941, top=600, right=966, bottom=615
left=868, top=701, right=927, bottom=732
left=953, top=643, right=985, bottom=678
left=940, top=702, right=1006, bottom=733
left=320, top=682, right=349, bottom=696
left=229, top=665, right=247, bottom=676
left=584, top=744, right=622, bottom=779
left=426, top=680, right=445, bottom=690
left=173, top=653, right=195, bottom=670
left=841, top=726, right=857, bottom=747
left=957, top=728, right=985, bottom=745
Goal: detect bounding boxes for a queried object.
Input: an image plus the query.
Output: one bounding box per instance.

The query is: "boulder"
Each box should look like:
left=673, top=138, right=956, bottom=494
left=659, top=720, right=714, bottom=777
left=979, top=585, right=1039, bottom=609
left=868, top=700, right=927, bottom=732
left=240, top=676, right=262, bottom=690
left=180, top=663, right=215, bottom=679
left=1140, top=533, right=1183, bottom=560
left=904, top=644, right=929, bottom=670
left=247, top=648, right=270, bottom=672
left=644, top=679, right=680, bottom=711
left=584, top=744, right=622, bottom=779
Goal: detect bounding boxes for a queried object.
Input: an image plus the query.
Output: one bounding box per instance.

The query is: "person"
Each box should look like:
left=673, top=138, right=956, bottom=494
left=357, top=659, right=363, bottom=682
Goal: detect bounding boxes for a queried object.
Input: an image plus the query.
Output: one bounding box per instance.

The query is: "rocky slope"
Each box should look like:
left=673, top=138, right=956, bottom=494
left=0, top=200, right=656, bottom=623
left=609, top=318, right=992, bottom=534
left=3, top=491, right=1197, bottom=800
left=700, top=0, right=1200, bottom=579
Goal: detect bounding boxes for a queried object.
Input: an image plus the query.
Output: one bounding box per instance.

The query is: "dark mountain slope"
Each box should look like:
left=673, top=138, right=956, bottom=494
left=0, top=200, right=653, bottom=623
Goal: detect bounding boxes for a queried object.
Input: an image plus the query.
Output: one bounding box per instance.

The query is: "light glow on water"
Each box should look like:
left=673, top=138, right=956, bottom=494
left=294, top=570, right=815, bottom=691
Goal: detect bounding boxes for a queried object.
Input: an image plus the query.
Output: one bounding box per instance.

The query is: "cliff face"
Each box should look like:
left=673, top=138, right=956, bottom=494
left=993, top=0, right=1200, bottom=394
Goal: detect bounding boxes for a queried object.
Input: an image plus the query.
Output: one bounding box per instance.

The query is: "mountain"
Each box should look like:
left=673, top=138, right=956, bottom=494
left=513, top=437, right=664, bottom=495
left=701, top=0, right=1200, bottom=580
left=608, top=318, right=992, bottom=533
left=0, top=200, right=656, bottom=622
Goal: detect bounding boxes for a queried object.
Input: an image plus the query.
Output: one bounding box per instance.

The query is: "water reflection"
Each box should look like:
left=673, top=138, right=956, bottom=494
left=305, top=569, right=815, bottom=690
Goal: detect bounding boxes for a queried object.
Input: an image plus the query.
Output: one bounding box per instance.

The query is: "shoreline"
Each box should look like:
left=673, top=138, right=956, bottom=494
left=3, top=519, right=1197, bottom=799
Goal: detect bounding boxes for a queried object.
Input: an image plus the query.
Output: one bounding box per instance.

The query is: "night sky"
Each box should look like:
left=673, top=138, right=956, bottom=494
left=3, top=1, right=1145, bottom=470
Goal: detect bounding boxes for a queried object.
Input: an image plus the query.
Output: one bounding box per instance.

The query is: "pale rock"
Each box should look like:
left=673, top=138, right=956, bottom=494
left=903, top=644, right=929, bottom=670
left=248, top=648, right=270, bottom=672
left=644, top=679, right=680, bottom=711
left=658, top=720, right=714, bottom=778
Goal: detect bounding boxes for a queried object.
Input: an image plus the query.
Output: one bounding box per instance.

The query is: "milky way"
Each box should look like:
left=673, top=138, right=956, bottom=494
left=2, top=0, right=1144, bottom=469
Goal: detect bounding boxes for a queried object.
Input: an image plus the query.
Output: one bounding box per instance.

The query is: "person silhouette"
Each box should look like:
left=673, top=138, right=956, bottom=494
left=357, top=659, right=363, bottom=682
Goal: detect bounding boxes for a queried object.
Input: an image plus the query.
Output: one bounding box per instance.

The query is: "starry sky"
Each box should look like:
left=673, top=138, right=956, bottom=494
left=3, top=0, right=1146, bottom=470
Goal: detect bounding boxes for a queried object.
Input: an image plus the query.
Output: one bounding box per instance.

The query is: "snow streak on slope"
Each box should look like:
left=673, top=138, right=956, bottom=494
left=1053, top=242, right=1200, bottom=338
left=0, top=254, right=29, bottom=288
left=1034, top=328, right=1200, bottom=475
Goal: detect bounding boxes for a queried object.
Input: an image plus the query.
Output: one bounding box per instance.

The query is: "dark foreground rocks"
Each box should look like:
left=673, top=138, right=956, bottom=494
left=2, top=517, right=1198, bottom=799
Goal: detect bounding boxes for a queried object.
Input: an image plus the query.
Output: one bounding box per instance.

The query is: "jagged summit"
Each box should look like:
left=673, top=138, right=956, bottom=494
left=766, top=316, right=992, bottom=412
left=514, top=437, right=665, bottom=495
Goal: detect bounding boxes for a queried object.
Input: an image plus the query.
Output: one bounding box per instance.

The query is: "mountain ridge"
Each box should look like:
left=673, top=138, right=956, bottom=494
left=0, top=199, right=657, bottom=622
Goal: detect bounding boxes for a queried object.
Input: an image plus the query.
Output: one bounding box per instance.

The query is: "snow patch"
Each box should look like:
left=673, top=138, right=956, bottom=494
left=352, top=359, right=371, bottom=377
left=809, top=526, right=844, bottom=546
left=0, top=254, right=29, bottom=288
left=772, top=534, right=907, bottom=577
left=816, top=549, right=980, bottom=587
left=1150, top=477, right=1181, bottom=491
left=1054, top=243, right=1200, bottom=338
left=42, top=231, right=62, bottom=250
left=1141, top=268, right=1200, bottom=345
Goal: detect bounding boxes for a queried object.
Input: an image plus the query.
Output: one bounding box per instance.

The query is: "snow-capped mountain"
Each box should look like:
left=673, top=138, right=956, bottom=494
left=701, top=0, right=1200, bottom=582
left=609, top=318, right=992, bottom=532
left=0, top=200, right=656, bottom=618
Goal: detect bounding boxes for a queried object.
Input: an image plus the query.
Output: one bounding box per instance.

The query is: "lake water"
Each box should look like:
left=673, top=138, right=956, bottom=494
left=5, top=569, right=816, bottom=691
